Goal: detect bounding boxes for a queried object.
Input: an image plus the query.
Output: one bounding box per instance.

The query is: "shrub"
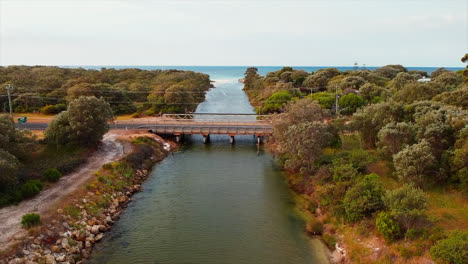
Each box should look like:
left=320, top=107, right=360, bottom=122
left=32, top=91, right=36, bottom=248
left=393, top=140, right=435, bottom=186
left=383, top=184, right=428, bottom=232
left=20, top=180, right=44, bottom=198
left=306, top=218, right=324, bottom=235
left=430, top=232, right=467, bottom=264
left=332, top=162, right=358, bottom=182
left=338, top=93, right=365, bottom=115
left=261, top=91, right=293, bottom=113
left=310, top=92, right=335, bottom=109
left=376, top=212, right=402, bottom=242
left=43, top=168, right=62, bottom=182
left=322, top=233, right=337, bottom=250
left=21, top=213, right=41, bottom=228
left=343, top=173, right=384, bottom=222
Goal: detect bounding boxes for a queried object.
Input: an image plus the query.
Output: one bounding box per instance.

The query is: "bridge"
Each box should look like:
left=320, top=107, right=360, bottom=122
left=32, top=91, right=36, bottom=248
left=16, top=113, right=273, bottom=144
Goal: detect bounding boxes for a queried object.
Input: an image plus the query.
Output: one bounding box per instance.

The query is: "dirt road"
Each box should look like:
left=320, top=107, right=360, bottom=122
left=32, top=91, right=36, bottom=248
left=0, top=132, right=125, bottom=251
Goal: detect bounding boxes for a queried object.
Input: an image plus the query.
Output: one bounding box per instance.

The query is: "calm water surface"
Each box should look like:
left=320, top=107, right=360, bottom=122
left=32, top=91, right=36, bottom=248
left=88, top=69, right=330, bottom=264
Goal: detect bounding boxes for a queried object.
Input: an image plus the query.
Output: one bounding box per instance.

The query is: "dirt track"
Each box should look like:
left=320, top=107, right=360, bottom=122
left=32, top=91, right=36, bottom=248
left=0, top=132, right=125, bottom=251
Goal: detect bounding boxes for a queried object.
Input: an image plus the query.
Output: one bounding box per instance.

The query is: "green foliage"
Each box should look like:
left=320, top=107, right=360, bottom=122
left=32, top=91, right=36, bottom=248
left=432, top=88, right=468, bottom=109
left=376, top=212, right=402, bottom=242
left=343, top=173, right=384, bottom=222
left=377, top=122, right=416, bottom=158
left=322, top=233, right=337, bottom=250
left=383, top=184, right=428, bottom=232
left=430, top=232, right=467, bottom=264
left=0, top=149, right=20, bottom=188
left=46, top=96, right=113, bottom=146
left=332, top=162, right=358, bottom=182
left=310, top=92, right=335, bottom=109
left=351, top=102, right=405, bottom=147
left=0, top=66, right=210, bottom=116
left=20, top=180, right=44, bottom=198
left=43, top=168, right=62, bottom=182
left=21, top=213, right=41, bottom=228
left=393, top=140, right=435, bottom=186
left=259, top=91, right=292, bottom=113
left=339, top=93, right=365, bottom=115
left=40, top=104, right=67, bottom=115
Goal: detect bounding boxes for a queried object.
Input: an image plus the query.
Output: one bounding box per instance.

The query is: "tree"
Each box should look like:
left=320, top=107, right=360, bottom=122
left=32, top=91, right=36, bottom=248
left=338, top=93, right=365, bottom=115
left=430, top=232, right=468, bottom=264
left=375, top=65, right=407, bottom=79
left=390, top=72, right=417, bottom=90
left=343, top=173, right=385, bottom=222
left=351, top=102, right=405, bottom=147
left=243, top=67, right=260, bottom=90
left=431, top=67, right=450, bottom=79
left=383, top=184, right=428, bottom=232
left=272, top=99, right=332, bottom=173
left=260, top=91, right=292, bottom=113
left=163, top=85, right=196, bottom=113
left=310, top=92, right=335, bottom=109
left=339, top=76, right=366, bottom=90
left=359, top=83, right=390, bottom=103
left=377, top=122, right=416, bottom=157
left=281, top=122, right=331, bottom=173
left=393, top=140, right=435, bottom=186
left=46, top=96, right=113, bottom=146
left=0, top=149, right=20, bottom=188
left=303, top=68, right=340, bottom=90
left=432, top=71, right=464, bottom=90
left=462, top=53, right=468, bottom=63
left=0, top=114, right=33, bottom=159
left=432, top=88, right=468, bottom=109
left=376, top=212, right=403, bottom=242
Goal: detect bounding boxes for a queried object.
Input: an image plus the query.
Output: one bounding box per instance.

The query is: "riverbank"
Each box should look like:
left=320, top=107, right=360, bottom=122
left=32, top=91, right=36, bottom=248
left=0, top=131, right=174, bottom=264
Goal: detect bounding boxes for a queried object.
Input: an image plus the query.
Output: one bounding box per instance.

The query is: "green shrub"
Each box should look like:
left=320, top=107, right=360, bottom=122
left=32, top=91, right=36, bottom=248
left=338, top=93, right=365, bottom=114
left=343, top=173, right=384, bottom=222
left=260, top=91, right=292, bottom=113
left=40, top=104, right=67, bottom=115
left=21, top=213, right=41, bottom=228
left=322, top=233, right=337, bottom=250
left=20, top=180, right=44, bottom=198
left=306, top=218, right=324, bottom=235
left=102, top=163, right=113, bottom=170
left=310, top=92, right=335, bottom=109
left=376, top=212, right=402, bottom=242
left=43, top=168, right=62, bottom=182
left=430, top=232, right=467, bottom=264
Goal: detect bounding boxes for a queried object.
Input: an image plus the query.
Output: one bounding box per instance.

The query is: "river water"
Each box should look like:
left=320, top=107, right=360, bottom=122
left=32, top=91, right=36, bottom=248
left=88, top=68, right=330, bottom=264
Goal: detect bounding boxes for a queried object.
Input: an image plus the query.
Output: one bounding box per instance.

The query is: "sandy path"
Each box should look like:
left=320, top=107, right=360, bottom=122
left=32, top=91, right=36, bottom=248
left=0, top=132, right=125, bottom=251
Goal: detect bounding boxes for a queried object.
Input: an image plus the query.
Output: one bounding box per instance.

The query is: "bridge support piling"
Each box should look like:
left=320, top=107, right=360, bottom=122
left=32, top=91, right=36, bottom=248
left=203, top=134, right=210, bottom=144
left=230, top=135, right=235, bottom=144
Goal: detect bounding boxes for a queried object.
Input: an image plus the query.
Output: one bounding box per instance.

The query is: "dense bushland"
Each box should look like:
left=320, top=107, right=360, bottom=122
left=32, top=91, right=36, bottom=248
left=251, top=56, right=467, bottom=263
left=0, top=66, right=212, bottom=115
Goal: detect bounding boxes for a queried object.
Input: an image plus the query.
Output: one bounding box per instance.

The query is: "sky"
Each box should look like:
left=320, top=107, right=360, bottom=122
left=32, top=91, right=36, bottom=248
left=0, top=0, right=467, bottom=67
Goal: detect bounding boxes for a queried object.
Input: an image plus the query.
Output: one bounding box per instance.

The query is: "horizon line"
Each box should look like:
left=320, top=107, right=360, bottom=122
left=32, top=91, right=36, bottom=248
left=0, top=64, right=466, bottom=68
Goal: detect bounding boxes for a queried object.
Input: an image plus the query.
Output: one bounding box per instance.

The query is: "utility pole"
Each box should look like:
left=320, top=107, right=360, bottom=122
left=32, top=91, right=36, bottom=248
left=5, top=84, right=13, bottom=118
left=335, top=84, right=339, bottom=117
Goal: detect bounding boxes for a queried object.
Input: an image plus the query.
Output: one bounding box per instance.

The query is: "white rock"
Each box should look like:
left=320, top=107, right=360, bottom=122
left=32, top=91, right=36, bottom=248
left=55, top=253, right=66, bottom=262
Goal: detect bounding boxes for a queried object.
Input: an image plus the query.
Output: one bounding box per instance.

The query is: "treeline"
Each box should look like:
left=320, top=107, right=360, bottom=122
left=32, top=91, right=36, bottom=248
left=0, top=66, right=212, bottom=115
left=243, top=64, right=466, bottom=114
left=253, top=57, right=467, bottom=263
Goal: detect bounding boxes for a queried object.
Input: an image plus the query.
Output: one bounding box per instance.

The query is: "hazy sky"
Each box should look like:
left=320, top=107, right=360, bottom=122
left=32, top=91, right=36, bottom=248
left=0, top=0, right=467, bottom=67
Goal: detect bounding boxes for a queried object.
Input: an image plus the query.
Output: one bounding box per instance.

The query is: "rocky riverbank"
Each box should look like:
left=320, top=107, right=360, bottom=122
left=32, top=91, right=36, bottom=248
left=0, top=136, right=172, bottom=264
